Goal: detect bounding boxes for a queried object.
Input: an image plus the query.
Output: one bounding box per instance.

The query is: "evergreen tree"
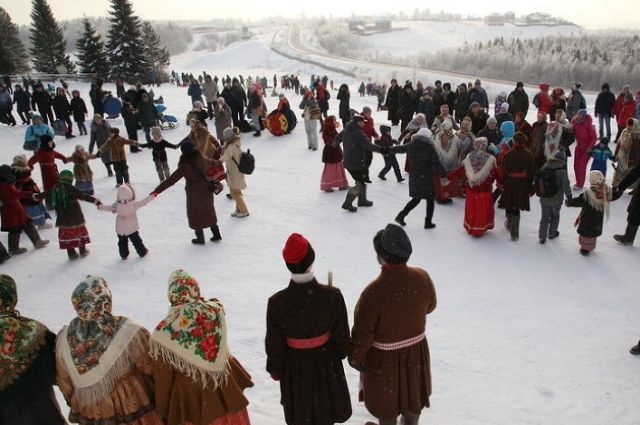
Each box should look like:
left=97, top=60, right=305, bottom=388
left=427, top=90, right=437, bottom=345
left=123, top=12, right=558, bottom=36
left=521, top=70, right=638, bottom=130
left=76, top=18, right=110, bottom=77
left=106, top=0, right=146, bottom=80
left=29, top=0, right=75, bottom=74
left=0, top=7, right=29, bottom=74
left=141, top=21, right=170, bottom=75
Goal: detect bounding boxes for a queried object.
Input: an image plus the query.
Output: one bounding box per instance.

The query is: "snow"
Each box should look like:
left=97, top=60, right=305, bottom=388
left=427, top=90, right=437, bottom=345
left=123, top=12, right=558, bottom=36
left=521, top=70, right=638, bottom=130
left=1, top=30, right=639, bottom=425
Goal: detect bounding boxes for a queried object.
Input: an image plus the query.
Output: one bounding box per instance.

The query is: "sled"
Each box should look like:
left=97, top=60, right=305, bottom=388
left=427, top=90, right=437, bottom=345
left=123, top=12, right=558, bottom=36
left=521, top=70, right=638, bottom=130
left=52, top=119, right=66, bottom=136
left=265, top=111, right=289, bottom=136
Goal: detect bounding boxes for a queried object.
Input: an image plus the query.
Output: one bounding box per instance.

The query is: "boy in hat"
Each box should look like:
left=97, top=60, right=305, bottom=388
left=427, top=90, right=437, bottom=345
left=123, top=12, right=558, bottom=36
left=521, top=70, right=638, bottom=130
left=376, top=125, right=403, bottom=182
left=536, top=150, right=572, bottom=244
left=589, top=137, right=614, bottom=177
left=66, top=145, right=99, bottom=195
left=350, top=224, right=437, bottom=425
left=266, top=233, right=352, bottom=425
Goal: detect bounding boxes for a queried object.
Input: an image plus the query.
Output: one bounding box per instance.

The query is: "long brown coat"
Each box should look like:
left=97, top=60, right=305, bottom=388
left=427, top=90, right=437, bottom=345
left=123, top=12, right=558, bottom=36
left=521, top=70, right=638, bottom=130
left=349, top=264, right=437, bottom=420
left=498, top=144, right=535, bottom=211
left=154, top=150, right=216, bottom=230
left=69, top=152, right=98, bottom=181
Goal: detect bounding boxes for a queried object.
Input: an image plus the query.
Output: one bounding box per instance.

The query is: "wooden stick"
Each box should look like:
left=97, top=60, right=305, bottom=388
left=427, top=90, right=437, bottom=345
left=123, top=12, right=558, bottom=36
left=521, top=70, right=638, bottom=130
left=328, top=271, right=333, bottom=287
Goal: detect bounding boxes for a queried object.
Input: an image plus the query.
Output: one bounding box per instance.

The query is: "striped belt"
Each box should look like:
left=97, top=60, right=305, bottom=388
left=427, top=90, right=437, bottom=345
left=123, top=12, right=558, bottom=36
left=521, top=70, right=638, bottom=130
left=508, top=172, right=527, bottom=178
left=287, top=332, right=331, bottom=349
left=372, top=333, right=425, bottom=351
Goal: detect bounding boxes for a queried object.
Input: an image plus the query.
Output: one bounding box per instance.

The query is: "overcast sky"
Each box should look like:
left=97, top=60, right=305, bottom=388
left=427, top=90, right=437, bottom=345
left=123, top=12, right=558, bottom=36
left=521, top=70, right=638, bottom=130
left=0, top=0, right=635, bottom=28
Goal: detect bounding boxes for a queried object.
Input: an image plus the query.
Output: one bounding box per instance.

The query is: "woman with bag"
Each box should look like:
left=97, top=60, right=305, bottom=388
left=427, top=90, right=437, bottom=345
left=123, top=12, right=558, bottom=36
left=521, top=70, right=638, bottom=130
left=152, top=140, right=222, bottom=244
left=220, top=127, right=249, bottom=218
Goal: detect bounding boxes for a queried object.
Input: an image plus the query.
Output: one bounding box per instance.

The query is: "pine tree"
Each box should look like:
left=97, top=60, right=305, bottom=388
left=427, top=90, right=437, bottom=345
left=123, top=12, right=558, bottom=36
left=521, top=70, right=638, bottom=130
left=29, top=0, right=75, bottom=74
left=141, top=21, right=170, bottom=75
left=0, top=7, right=29, bottom=74
left=76, top=18, right=110, bottom=77
left=106, top=0, right=146, bottom=80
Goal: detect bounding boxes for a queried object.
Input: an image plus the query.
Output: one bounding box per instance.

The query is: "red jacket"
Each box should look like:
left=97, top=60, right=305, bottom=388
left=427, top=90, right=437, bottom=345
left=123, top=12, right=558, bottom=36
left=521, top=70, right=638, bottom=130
left=362, top=117, right=378, bottom=141
left=613, top=94, right=626, bottom=117
left=571, top=115, right=597, bottom=150
left=617, top=100, right=636, bottom=127
left=28, top=150, right=67, bottom=191
left=0, top=182, right=32, bottom=231
left=535, top=92, right=552, bottom=115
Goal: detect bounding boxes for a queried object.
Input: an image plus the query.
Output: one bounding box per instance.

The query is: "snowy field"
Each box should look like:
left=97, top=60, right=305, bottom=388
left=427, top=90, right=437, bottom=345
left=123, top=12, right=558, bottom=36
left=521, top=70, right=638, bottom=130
left=1, top=34, right=639, bottom=425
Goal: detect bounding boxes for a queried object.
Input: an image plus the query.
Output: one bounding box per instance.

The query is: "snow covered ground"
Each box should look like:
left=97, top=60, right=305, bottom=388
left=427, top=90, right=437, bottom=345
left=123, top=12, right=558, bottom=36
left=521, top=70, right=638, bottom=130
left=1, top=32, right=639, bottom=425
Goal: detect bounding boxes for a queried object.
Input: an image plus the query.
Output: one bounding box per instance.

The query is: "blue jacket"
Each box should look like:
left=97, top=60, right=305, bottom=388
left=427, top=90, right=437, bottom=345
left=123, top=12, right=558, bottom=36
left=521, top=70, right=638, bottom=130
left=187, top=83, right=203, bottom=103
left=24, top=123, right=55, bottom=151
left=589, top=144, right=613, bottom=174
left=13, top=89, right=31, bottom=111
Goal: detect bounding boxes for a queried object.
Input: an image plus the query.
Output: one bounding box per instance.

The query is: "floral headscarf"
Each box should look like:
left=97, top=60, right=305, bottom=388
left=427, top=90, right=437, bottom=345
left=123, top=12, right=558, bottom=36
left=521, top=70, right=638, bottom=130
left=585, top=170, right=612, bottom=221
left=464, top=137, right=496, bottom=187
left=0, top=274, right=47, bottom=391
left=150, top=270, right=230, bottom=389
left=66, top=276, right=125, bottom=375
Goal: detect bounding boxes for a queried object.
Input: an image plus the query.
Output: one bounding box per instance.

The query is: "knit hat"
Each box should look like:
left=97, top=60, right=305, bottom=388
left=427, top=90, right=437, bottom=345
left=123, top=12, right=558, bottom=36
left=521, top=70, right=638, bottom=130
left=58, top=170, right=74, bottom=184
left=487, top=117, right=497, bottom=126
left=475, top=79, right=481, bottom=85
left=577, top=109, right=587, bottom=118
left=222, top=127, right=240, bottom=142
left=589, top=170, right=605, bottom=186
left=151, top=126, right=162, bottom=140
left=282, top=233, right=315, bottom=274
left=11, top=155, right=30, bottom=172
left=377, top=224, right=412, bottom=260
left=516, top=81, right=524, bottom=88
left=31, top=111, right=42, bottom=120
left=513, top=131, right=528, bottom=145
left=180, top=139, right=194, bottom=154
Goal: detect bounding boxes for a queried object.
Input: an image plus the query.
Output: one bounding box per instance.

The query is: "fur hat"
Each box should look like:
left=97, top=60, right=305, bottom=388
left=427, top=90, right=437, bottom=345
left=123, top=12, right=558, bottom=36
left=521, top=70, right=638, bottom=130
left=415, top=127, right=433, bottom=140
left=589, top=170, right=605, bottom=186
left=513, top=131, right=528, bottom=145
left=374, top=224, right=412, bottom=262
left=282, top=233, right=315, bottom=274
left=11, top=155, right=30, bottom=172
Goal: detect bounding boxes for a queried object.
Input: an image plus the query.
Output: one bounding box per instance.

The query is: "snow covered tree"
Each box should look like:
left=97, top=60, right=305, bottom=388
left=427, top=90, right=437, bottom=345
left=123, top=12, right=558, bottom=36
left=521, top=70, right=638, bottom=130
left=141, top=21, right=170, bottom=74
left=76, top=18, right=110, bottom=77
left=29, top=0, right=75, bottom=74
left=106, top=0, right=146, bottom=80
left=0, top=7, right=29, bottom=74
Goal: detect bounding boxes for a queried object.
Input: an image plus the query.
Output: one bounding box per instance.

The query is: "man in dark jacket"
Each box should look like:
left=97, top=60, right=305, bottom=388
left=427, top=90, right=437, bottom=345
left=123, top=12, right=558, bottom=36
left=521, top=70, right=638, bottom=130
left=13, top=84, right=31, bottom=124
left=469, top=79, right=489, bottom=110
left=187, top=79, right=203, bottom=105
left=507, top=82, right=529, bottom=117
left=385, top=79, right=401, bottom=126
left=229, top=78, right=247, bottom=126
left=399, top=82, right=417, bottom=131
left=595, top=83, right=616, bottom=139
left=612, top=163, right=640, bottom=246
left=31, top=84, right=54, bottom=124
left=338, top=115, right=384, bottom=212
left=136, top=93, right=158, bottom=145
left=89, top=80, right=105, bottom=117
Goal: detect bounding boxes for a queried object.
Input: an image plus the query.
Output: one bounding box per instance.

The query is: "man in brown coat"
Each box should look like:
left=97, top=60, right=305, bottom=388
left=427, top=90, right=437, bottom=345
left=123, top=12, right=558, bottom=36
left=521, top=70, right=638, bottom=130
left=498, top=131, right=535, bottom=241
left=350, top=224, right=437, bottom=425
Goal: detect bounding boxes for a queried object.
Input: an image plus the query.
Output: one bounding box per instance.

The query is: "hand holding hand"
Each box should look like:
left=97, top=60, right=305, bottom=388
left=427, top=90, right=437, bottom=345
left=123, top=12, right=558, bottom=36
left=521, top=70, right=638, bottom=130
left=151, top=192, right=159, bottom=198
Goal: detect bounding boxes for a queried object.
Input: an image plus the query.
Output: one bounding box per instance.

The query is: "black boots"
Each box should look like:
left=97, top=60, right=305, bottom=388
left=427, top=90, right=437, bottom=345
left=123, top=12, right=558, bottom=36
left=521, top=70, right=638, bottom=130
left=614, top=225, right=638, bottom=246
left=424, top=219, right=436, bottom=229
left=505, top=212, right=520, bottom=241
left=210, top=225, right=222, bottom=242
left=0, top=242, right=10, bottom=264
left=357, top=184, right=373, bottom=207
left=395, top=212, right=407, bottom=227
left=631, top=341, right=640, bottom=355
left=342, top=189, right=358, bottom=213
left=192, top=229, right=205, bottom=245
left=67, top=249, right=79, bottom=260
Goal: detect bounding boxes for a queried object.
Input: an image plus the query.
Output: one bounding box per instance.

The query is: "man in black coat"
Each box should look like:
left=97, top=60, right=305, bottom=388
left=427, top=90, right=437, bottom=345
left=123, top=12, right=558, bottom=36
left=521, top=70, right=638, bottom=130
left=384, top=79, right=401, bottom=126
left=399, top=82, right=417, bottom=131
left=507, top=82, right=530, bottom=118
left=89, top=80, right=106, bottom=116
left=612, top=163, right=640, bottom=245
left=229, top=78, right=247, bottom=126
left=595, top=82, right=616, bottom=140
left=12, top=84, right=31, bottom=124
left=30, top=84, right=54, bottom=124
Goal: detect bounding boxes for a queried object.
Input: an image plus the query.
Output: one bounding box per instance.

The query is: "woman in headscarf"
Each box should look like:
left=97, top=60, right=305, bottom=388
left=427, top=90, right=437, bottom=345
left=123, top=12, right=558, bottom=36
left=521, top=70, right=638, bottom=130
left=150, top=269, right=253, bottom=425
left=543, top=121, right=563, bottom=160
left=613, top=118, right=640, bottom=188
left=448, top=137, right=498, bottom=236
left=432, top=120, right=461, bottom=204
left=0, top=274, right=66, bottom=425
left=320, top=115, right=349, bottom=192
left=56, top=275, right=162, bottom=425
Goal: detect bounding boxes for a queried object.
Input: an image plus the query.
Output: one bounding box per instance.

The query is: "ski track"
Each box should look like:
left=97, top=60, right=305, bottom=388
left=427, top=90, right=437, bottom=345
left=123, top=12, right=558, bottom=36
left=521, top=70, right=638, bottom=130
left=1, top=30, right=639, bottom=425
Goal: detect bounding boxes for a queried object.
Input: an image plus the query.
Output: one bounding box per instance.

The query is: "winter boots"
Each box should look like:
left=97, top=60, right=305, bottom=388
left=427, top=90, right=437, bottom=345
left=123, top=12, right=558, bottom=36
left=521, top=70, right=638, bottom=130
left=341, top=185, right=359, bottom=213
left=8, top=232, right=27, bottom=256
left=0, top=242, right=10, bottom=264
left=395, top=212, right=407, bottom=227
left=357, top=184, right=373, bottom=207
left=210, top=225, right=222, bottom=242
left=25, top=225, right=49, bottom=249
left=192, top=229, right=205, bottom=245
left=505, top=212, right=520, bottom=241
left=631, top=341, right=640, bottom=355
left=424, top=219, right=436, bottom=229
left=613, top=225, right=638, bottom=246
left=67, top=245, right=88, bottom=260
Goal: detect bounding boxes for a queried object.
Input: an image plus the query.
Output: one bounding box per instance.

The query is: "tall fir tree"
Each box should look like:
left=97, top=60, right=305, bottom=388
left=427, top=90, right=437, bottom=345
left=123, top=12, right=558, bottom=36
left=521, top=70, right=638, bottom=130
left=0, top=7, right=29, bottom=74
left=106, top=0, right=146, bottom=80
left=141, top=21, right=170, bottom=75
left=76, top=18, right=110, bottom=77
left=29, top=0, right=75, bottom=74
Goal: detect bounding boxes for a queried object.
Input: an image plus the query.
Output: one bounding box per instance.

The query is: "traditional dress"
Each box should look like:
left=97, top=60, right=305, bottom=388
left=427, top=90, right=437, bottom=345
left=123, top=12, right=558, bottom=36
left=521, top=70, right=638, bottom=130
left=266, top=234, right=352, bottom=425
left=27, top=139, right=67, bottom=192
left=150, top=270, right=253, bottom=425
left=12, top=155, right=52, bottom=226
left=56, top=276, right=163, bottom=425
left=0, top=274, right=66, bottom=425
left=320, top=116, right=349, bottom=191
left=449, top=138, right=498, bottom=236
left=433, top=122, right=462, bottom=201
left=613, top=118, right=640, bottom=188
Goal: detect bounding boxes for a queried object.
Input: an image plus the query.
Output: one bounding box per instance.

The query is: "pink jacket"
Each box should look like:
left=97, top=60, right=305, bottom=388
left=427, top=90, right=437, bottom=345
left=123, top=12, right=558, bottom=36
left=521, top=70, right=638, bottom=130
left=98, top=184, right=153, bottom=236
left=571, top=114, right=596, bottom=151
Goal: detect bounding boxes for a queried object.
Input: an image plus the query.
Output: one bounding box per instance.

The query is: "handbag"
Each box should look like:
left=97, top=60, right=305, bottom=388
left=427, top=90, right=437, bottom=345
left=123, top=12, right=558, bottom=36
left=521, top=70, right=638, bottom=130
left=188, top=161, right=223, bottom=195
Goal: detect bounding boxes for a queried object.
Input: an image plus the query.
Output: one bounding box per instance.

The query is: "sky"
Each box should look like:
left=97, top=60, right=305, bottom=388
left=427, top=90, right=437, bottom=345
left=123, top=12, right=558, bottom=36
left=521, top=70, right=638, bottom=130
left=0, top=0, right=636, bottom=28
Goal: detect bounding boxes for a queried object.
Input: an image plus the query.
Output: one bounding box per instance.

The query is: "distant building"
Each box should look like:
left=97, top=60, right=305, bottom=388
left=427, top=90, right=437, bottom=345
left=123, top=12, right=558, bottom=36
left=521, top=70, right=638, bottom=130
left=349, top=19, right=392, bottom=35
left=485, top=13, right=506, bottom=26
left=504, top=11, right=516, bottom=24
left=241, top=27, right=251, bottom=40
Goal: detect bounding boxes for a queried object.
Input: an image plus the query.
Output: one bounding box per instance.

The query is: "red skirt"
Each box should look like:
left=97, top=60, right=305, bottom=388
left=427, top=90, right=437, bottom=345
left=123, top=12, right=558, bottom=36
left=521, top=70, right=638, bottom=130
left=434, top=174, right=462, bottom=201
left=58, top=225, right=91, bottom=249
left=321, top=163, right=348, bottom=190
left=463, top=189, right=495, bottom=236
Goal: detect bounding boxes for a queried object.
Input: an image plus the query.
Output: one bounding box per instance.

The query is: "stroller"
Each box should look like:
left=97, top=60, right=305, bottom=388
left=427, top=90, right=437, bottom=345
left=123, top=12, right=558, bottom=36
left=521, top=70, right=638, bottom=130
left=155, top=104, right=178, bottom=129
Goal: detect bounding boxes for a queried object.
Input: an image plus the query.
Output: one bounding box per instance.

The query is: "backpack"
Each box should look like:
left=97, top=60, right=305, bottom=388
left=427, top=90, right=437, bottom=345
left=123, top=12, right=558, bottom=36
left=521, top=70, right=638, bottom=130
left=233, top=149, right=255, bottom=175
left=535, top=167, right=559, bottom=198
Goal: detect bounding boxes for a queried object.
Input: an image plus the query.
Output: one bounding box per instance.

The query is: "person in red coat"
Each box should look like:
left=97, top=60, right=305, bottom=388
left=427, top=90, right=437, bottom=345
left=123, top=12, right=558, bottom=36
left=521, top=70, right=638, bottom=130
left=321, top=116, right=349, bottom=192
left=27, top=135, right=67, bottom=210
left=615, top=93, right=637, bottom=143
left=0, top=165, right=49, bottom=255
left=533, top=83, right=552, bottom=116
left=448, top=137, right=498, bottom=236
left=571, top=110, right=597, bottom=189
left=612, top=85, right=631, bottom=142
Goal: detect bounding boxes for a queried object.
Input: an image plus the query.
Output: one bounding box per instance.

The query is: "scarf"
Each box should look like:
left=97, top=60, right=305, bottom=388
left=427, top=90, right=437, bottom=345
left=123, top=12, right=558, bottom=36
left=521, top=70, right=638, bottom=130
left=0, top=274, right=48, bottom=391
left=51, top=171, right=74, bottom=210
left=434, top=130, right=459, bottom=161
left=584, top=183, right=612, bottom=222
left=544, top=122, right=562, bottom=158
left=464, top=138, right=496, bottom=187
left=150, top=270, right=231, bottom=389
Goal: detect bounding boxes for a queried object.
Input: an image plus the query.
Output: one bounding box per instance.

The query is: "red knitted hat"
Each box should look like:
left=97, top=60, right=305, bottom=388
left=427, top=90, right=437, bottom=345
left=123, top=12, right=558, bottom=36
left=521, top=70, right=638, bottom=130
left=282, top=233, right=310, bottom=264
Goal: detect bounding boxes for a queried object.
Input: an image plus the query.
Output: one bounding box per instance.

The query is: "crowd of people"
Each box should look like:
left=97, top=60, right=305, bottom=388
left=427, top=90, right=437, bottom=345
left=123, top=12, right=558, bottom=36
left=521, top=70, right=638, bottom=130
left=1, top=68, right=640, bottom=425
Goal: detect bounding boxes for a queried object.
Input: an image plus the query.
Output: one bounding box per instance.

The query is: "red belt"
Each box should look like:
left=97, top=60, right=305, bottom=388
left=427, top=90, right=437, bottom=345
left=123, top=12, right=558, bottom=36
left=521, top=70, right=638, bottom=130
left=287, top=332, right=331, bottom=349
left=508, top=172, right=527, bottom=178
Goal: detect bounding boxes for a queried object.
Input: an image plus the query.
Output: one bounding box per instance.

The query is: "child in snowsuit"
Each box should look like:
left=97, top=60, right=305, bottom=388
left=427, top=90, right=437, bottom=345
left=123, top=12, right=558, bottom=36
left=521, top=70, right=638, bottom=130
left=377, top=125, right=404, bottom=182
left=566, top=170, right=612, bottom=256
left=589, top=137, right=614, bottom=176
left=27, top=135, right=67, bottom=209
left=138, top=127, right=179, bottom=181
left=535, top=151, right=572, bottom=244
left=99, top=127, right=137, bottom=186
left=44, top=170, right=100, bottom=260
left=67, top=145, right=99, bottom=195
left=11, top=154, right=52, bottom=229
left=69, top=90, right=88, bottom=135
left=97, top=183, right=153, bottom=259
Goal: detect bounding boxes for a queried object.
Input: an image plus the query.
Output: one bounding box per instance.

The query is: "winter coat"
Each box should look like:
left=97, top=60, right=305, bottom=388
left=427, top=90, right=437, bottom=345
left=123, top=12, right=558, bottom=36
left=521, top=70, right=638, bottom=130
left=467, top=110, right=489, bottom=135
left=137, top=100, right=158, bottom=127
left=23, top=123, right=54, bottom=152
left=391, top=134, right=445, bottom=199
left=589, top=144, right=614, bottom=174
left=46, top=183, right=96, bottom=228
left=617, top=100, right=636, bottom=127
left=478, top=126, right=501, bottom=146
left=533, top=92, right=552, bottom=115
left=0, top=91, right=11, bottom=109
left=98, top=185, right=154, bottom=236
left=228, top=85, right=247, bottom=110
left=299, top=97, right=320, bottom=120
left=339, top=121, right=382, bottom=171
left=572, top=115, right=597, bottom=150
left=496, top=112, right=514, bottom=128
left=0, top=182, right=32, bottom=231
left=617, top=164, right=640, bottom=225
left=69, top=151, right=97, bottom=181
left=322, top=124, right=343, bottom=163
left=385, top=85, right=401, bottom=120
left=549, top=98, right=566, bottom=123
left=349, top=264, right=437, bottom=420
left=248, top=91, right=265, bottom=115
left=266, top=278, right=352, bottom=425
left=139, top=139, right=179, bottom=162
left=417, top=97, right=436, bottom=128
left=316, top=85, right=330, bottom=112
left=454, top=89, right=470, bottom=121
left=443, top=91, right=456, bottom=113
left=566, top=192, right=607, bottom=238
left=52, top=95, right=71, bottom=119
left=538, top=160, right=572, bottom=205
left=202, top=80, right=219, bottom=103
left=213, top=104, right=232, bottom=139
left=31, top=90, right=52, bottom=112
left=187, top=82, right=203, bottom=103
left=154, top=150, right=217, bottom=229
left=69, top=97, right=88, bottom=122
left=220, top=138, right=246, bottom=191
left=498, top=144, right=535, bottom=211
left=469, top=87, right=489, bottom=109
left=531, top=121, right=548, bottom=167
left=89, top=120, right=112, bottom=163
left=566, top=90, right=586, bottom=120
left=507, top=89, right=529, bottom=116
left=595, top=91, right=616, bottom=117
left=99, top=136, right=136, bottom=162
left=121, top=102, right=138, bottom=132
left=28, top=150, right=67, bottom=191
left=337, top=88, right=350, bottom=123
left=399, top=90, right=417, bottom=121
left=13, top=88, right=31, bottom=112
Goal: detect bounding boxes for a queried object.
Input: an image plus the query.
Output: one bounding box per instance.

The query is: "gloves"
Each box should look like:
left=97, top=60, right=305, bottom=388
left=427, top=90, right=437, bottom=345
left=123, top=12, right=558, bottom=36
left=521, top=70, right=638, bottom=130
left=151, top=192, right=159, bottom=198
left=270, top=375, right=280, bottom=381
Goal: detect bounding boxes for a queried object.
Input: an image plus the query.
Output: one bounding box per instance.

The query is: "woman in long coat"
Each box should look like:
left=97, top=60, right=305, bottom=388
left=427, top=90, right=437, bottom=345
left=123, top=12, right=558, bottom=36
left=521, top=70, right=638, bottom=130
left=320, top=116, right=348, bottom=192
left=56, top=276, right=163, bottom=425
left=150, top=269, right=253, bottom=425
left=390, top=128, right=446, bottom=229
left=336, top=84, right=351, bottom=127
left=153, top=141, right=221, bottom=244
left=0, top=274, right=66, bottom=425
left=220, top=128, right=249, bottom=218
